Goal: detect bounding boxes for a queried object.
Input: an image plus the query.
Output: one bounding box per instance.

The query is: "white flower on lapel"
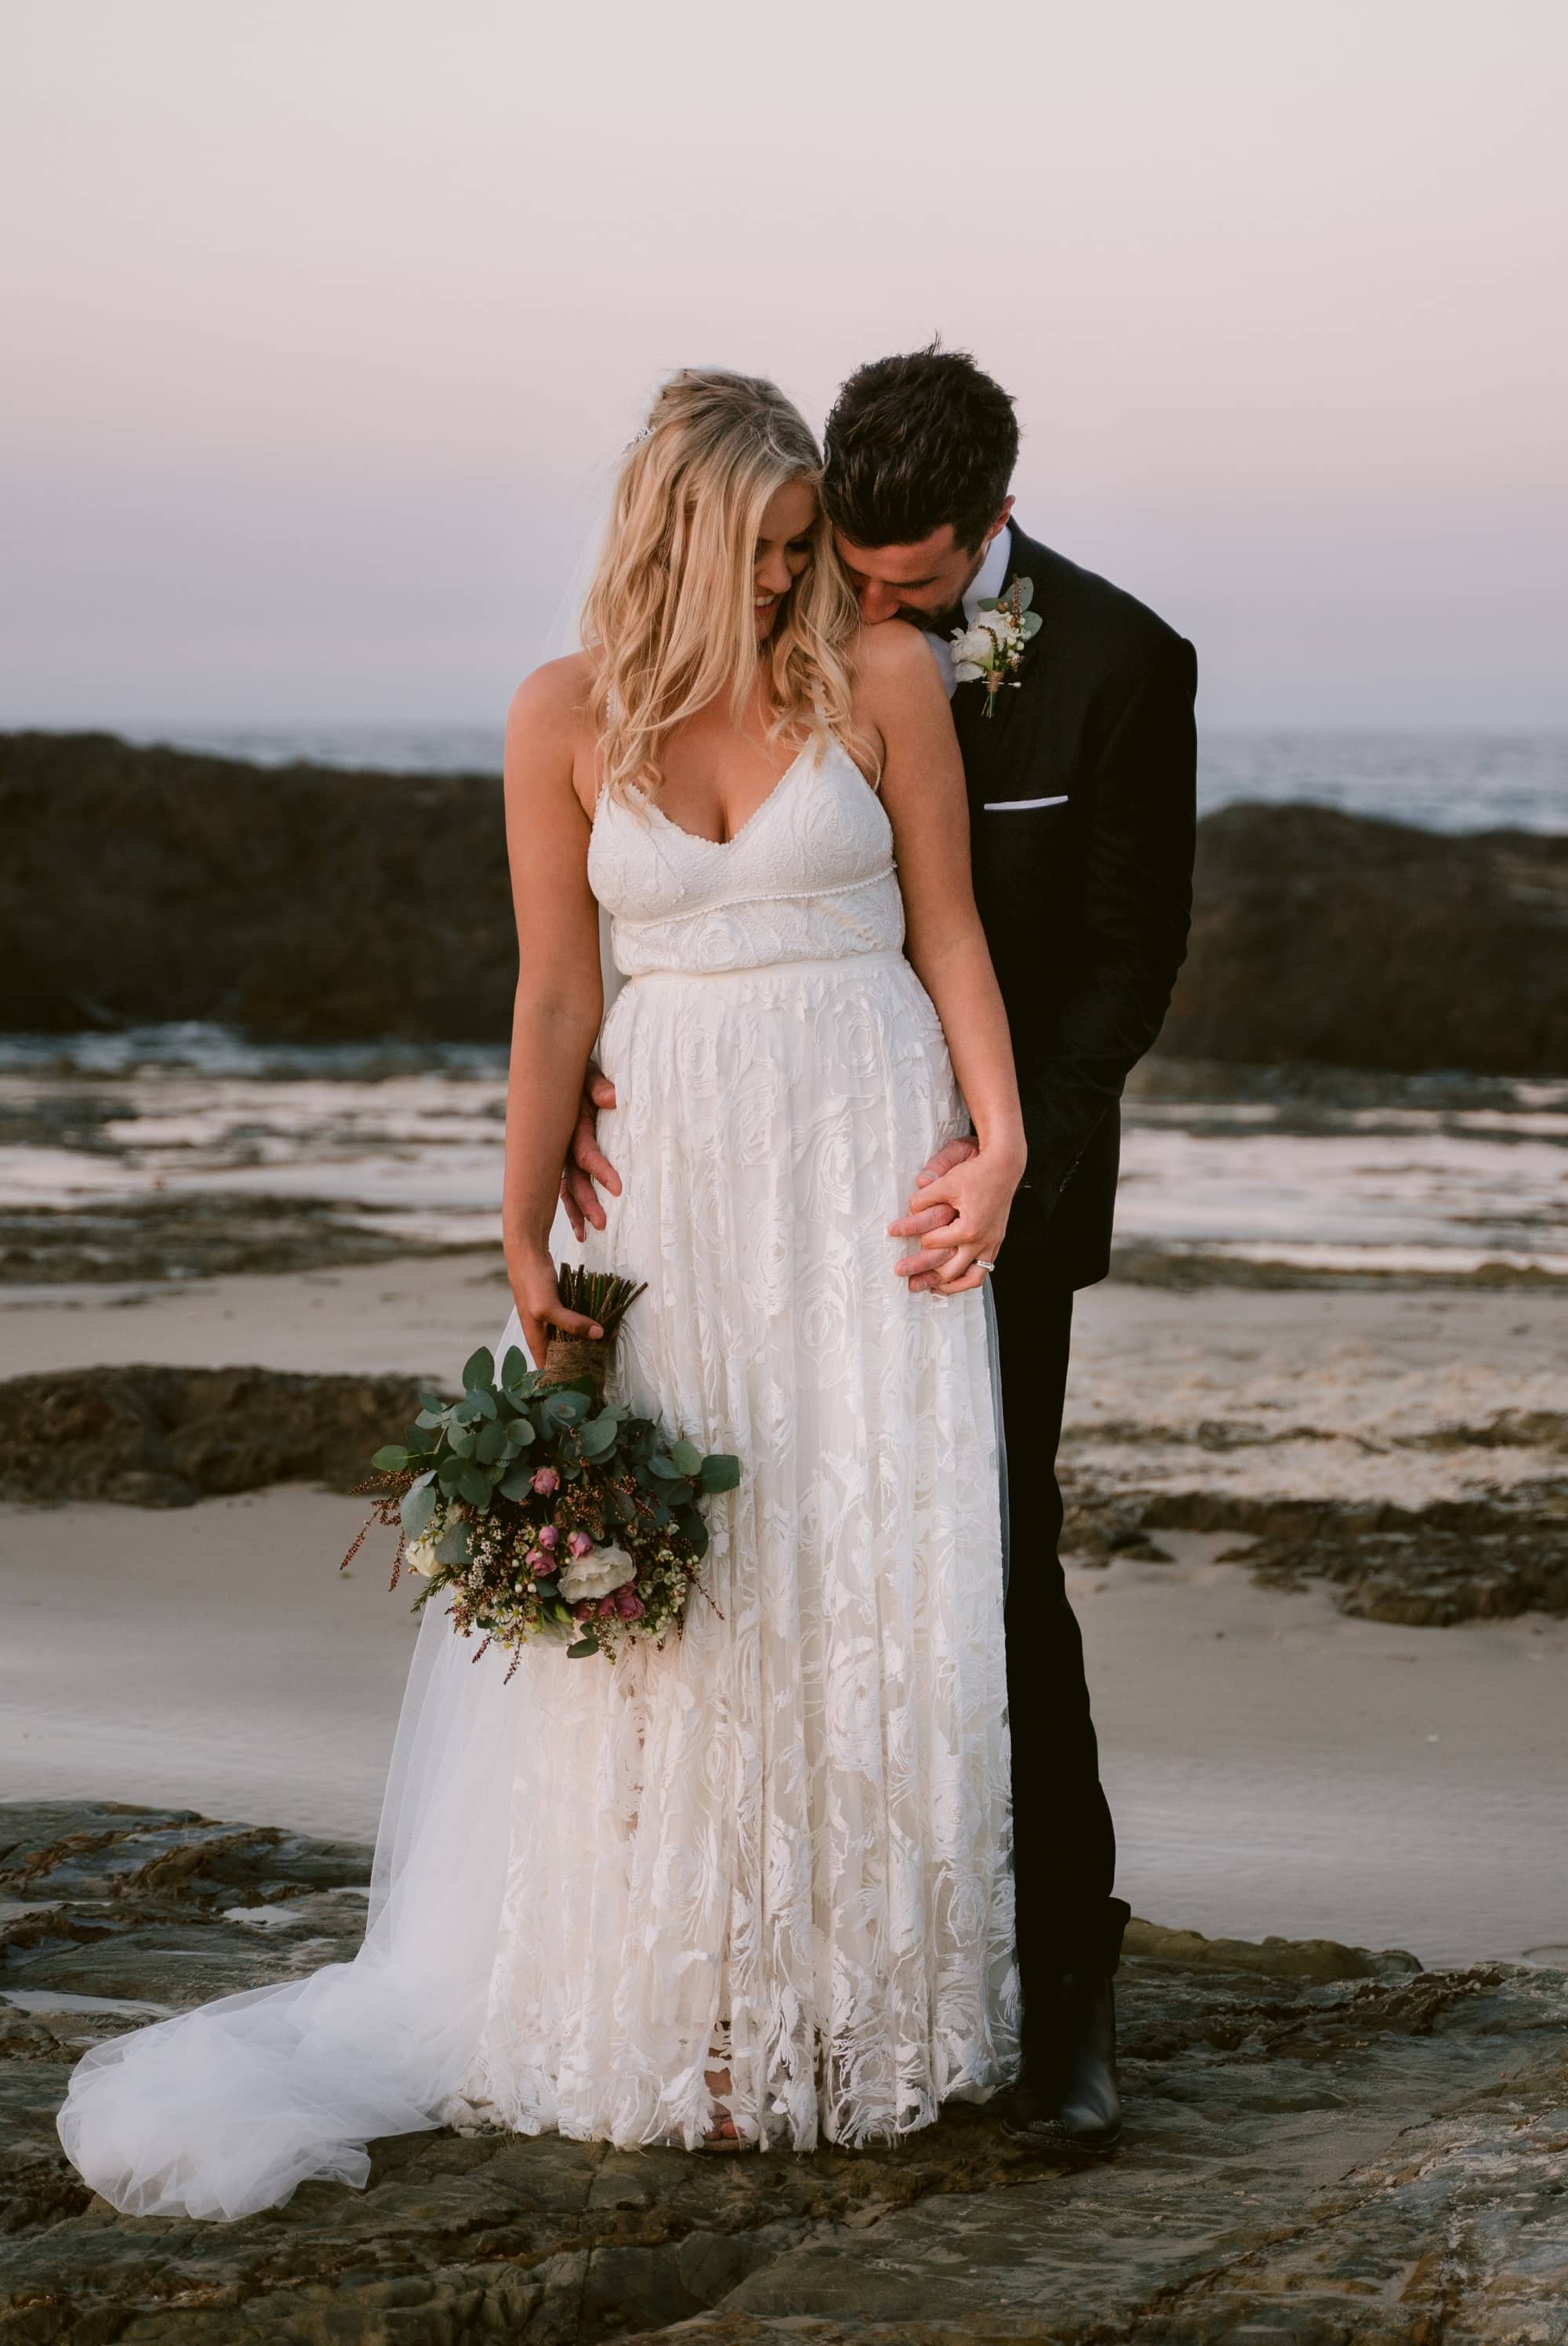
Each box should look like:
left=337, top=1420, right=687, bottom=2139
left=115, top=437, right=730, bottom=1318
left=949, top=576, right=1043, bottom=716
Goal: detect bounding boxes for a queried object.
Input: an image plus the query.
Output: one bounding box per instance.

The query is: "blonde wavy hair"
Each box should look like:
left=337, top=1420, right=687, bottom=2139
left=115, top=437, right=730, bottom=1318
left=583, top=369, right=861, bottom=802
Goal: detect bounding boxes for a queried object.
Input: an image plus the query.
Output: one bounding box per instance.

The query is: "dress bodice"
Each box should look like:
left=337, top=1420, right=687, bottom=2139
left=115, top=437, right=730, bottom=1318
left=587, top=735, right=903, bottom=978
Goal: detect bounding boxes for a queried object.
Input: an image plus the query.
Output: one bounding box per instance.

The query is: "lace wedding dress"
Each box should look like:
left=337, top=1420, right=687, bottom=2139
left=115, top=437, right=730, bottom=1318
left=59, top=735, right=1017, bottom=2218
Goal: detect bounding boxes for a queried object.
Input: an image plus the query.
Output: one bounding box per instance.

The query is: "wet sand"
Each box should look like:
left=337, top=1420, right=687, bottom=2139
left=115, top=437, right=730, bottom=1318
left=2, top=1254, right=1564, bottom=1970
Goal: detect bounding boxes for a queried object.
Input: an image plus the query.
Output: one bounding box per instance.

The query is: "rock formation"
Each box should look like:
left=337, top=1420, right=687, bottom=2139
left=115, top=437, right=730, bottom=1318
left=5, top=732, right=1565, bottom=1073
left=3, top=1801, right=1564, bottom=2341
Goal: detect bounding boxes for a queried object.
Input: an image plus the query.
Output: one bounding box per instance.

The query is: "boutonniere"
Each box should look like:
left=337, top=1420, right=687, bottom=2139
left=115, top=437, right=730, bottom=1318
left=949, top=576, right=1043, bottom=716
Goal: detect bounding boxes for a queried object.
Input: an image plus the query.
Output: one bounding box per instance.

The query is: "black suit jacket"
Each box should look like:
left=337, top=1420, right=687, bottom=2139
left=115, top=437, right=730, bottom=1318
left=950, top=525, right=1198, bottom=1287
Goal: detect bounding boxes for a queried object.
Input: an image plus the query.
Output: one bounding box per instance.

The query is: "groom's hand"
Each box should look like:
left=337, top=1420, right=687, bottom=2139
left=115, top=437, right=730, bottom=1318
left=560, top=1068, right=622, bottom=1242
left=888, top=1135, right=978, bottom=1292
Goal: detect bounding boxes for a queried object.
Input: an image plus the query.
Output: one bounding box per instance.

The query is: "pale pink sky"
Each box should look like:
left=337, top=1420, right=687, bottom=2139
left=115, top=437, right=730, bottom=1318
left=4, top=1, right=1565, bottom=725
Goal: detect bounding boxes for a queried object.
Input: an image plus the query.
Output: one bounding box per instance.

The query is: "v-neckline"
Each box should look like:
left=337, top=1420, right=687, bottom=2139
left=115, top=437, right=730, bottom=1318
left=641, top=743, right=811, bottom=850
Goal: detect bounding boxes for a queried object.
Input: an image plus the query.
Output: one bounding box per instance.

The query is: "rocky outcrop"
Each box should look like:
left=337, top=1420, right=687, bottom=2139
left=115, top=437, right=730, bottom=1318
left=1065, top=1482, right=1568, bottom=1625
left=5, top=732, right=1566, bottom=1072
left=0, top=1366, right=424, bottom=1507
left=0, top=1195, right=473, bottom=1286
left=1163, top=799, right=1568, bottom=1075
left=2, top=1801, right=1566, bottom=2342
left=0, top=732, right=517, bottom=1044
left=1061, top=1411, right=1568, bottom=1626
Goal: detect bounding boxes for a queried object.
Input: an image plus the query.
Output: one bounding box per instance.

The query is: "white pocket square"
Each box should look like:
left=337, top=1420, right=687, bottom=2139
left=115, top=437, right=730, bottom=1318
left=982, top=795, right=1068, bottom=812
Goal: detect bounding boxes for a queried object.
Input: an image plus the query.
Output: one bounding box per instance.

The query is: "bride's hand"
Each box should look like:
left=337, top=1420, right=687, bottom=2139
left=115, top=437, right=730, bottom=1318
left=898, top=1136, right=1024, bottom=1295
left=510, top=1249, right=604, bottom=1371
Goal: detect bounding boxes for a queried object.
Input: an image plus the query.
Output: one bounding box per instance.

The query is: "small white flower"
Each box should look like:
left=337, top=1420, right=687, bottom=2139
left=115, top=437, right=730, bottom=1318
left=405, top=1533, right=439, bottom=1577
left=557, top=1542, right=638, bottom=1603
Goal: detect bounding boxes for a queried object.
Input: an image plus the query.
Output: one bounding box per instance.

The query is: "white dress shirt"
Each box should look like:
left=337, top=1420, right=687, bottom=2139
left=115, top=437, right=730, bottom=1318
left=920, top=524, right=1014, bottom=698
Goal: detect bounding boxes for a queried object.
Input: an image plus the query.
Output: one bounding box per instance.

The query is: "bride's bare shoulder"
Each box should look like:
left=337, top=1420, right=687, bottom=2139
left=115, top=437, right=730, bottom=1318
left=508, top=652, right=595, bottom=736
left=851, top=618, right=933, bottom=685
left=848, top=620, right=948, bottom=728
left=505, top=656, right=597, bottom=787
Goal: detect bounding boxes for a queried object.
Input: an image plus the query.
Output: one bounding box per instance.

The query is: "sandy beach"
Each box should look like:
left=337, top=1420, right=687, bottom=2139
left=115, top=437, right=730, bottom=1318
left=4, top=1252, right=1562, bottom=1972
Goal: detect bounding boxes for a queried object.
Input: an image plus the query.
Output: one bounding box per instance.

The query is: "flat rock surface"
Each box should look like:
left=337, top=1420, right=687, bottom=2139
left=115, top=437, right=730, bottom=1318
left=2, top=1803, right=1565, bottom=2341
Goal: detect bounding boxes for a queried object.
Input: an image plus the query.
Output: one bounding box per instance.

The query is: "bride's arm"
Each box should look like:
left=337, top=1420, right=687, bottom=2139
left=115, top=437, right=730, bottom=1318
left=501, top=660, right=611, bottom=1363
left=854, top=623, right=1026, bottom=1293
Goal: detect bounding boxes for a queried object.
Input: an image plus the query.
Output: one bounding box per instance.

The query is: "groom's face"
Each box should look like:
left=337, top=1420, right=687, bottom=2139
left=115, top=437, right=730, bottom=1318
left=834, top=504, right=1012, bottom=629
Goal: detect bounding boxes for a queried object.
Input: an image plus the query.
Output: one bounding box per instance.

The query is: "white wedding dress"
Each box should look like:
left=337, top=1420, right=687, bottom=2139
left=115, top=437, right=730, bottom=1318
left=59, top=735, right=1017, bottom=2219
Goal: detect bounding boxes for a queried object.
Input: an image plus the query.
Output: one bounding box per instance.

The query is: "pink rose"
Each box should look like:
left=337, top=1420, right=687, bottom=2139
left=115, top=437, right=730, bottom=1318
left=568, top=1531, right=595, bottom=1559
left=597, top=1596, right=619, bottom=1618
left=536, top=1525, right=560, bottom=1551
left=524, top=1547, right=546, bottom=1573
left=572, top=1600, right=595, bottom=1622
left=532, top=1467, right=560, bottom=1496
left=615, top=1587, right=644, bottom=1619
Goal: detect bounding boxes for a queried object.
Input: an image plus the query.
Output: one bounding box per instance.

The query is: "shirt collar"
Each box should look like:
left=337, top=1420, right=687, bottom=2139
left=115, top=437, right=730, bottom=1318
left=962, top=523, right=1013, bottom=623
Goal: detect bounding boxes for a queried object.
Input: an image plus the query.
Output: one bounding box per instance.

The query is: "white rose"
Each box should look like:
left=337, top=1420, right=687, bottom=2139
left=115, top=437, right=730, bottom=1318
left=949, top=623, right=998, bottom=670
left=557, top=1543, right=638, bottom=1603
left=405, top=1533, right=438, bottom=1577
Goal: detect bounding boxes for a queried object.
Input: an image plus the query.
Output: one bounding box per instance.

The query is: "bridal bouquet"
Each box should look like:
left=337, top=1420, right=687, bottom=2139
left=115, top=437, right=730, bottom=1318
left=343, top=1267, right=739, bottom=1668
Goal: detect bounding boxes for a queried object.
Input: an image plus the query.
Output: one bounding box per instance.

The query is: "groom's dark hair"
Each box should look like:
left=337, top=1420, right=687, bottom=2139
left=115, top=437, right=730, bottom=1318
left=822, top=343, right=1018, bottom=552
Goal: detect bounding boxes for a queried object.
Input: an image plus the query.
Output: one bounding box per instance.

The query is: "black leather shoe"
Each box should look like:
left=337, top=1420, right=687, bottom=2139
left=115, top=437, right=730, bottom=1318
left=1001, top=1972, right=1122, bottom=2152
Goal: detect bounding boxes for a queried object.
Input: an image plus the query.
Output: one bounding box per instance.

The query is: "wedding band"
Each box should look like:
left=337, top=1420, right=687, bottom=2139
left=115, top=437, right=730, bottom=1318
left=976, top=1258, right=997, bottom=1273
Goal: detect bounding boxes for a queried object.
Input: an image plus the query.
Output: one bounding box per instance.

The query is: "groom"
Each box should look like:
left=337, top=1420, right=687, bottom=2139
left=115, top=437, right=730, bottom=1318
left=824, top=347, right=1197, bottom=2149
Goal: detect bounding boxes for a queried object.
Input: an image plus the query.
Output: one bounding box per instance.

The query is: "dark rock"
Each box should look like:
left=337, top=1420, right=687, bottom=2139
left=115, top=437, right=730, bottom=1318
left=2, top=1801, right=1565, bottom=2340
left=5, top=734, right=1565, bottom=1073
left=1162, top=800, right=1568, bottom=1075
left=0, top=730, right=517, bottom=1044
left=0, top=1193, right=478, bottom=1285
left=0, top=1364, right=430, bottom=1506
left=1062, top=1465, right=1568, bottom=1625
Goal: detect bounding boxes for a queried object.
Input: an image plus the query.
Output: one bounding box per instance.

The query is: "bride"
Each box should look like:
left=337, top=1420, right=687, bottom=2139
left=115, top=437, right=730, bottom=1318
left=58, top=369, right=1025, bottom=2216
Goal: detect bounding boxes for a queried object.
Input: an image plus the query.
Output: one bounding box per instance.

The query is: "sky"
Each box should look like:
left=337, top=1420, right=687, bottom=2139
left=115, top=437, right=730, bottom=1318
left=3, top=0, right=1566, bottom=729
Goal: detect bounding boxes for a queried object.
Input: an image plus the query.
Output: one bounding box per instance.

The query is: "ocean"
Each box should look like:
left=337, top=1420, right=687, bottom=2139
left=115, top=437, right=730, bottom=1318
left=122, top=724, right=1568, bottom=836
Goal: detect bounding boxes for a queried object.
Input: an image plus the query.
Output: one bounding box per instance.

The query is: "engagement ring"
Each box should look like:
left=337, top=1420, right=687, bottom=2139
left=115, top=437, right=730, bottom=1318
left=977, top=1258, right=997, bottom=1273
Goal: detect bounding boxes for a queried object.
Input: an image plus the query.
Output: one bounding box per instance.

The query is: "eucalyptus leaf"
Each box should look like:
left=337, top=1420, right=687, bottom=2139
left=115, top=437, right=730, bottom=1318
left=499, top=1346, right=526, bottom=1388
left=699, top=1453, right=741, bottom=1494
left=458, top=1464, right=492, bottom=1507
left=437, top=1456, right=467, bottom=1494
left=566, top=1636, right=600, bottom=1660
left=670, top=1438, right=702, bottom=1476
left=474, top=1418, right=510, bottom=1464
left=646, top=1454, right=684, bottom=1481
left=434, top=1520, right=470, bottom=1565
left=415, top=1408, right=445, bottom=1429
left=579, top=1418, right=619, bottom=1461
left=445, top=1423, right=476, bottom=1458
left=400, top=1480, right=437, bottom=1539
left=1021, top=611, right=1043, bottom=637
left=497, top=1465, right=536, bottom=1502
left=371, top=1444, right=409, bottom=1471
left=462, top=1346, right=495, bottom=1392
left=1014, top=576, right=1034, bottom=611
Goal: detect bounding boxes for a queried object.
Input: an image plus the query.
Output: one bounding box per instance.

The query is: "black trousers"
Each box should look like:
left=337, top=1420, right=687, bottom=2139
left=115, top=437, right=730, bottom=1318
left=989, top=1233, right=1130, bottom=2034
